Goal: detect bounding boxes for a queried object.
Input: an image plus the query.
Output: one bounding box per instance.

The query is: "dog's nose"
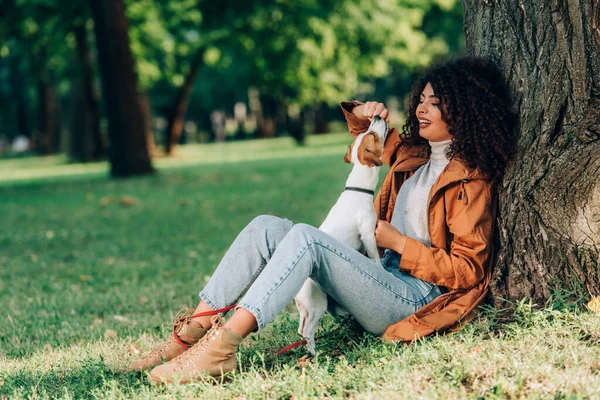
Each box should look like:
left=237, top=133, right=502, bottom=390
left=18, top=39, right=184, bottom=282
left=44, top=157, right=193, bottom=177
left=373, top=115, right=381, bottom=122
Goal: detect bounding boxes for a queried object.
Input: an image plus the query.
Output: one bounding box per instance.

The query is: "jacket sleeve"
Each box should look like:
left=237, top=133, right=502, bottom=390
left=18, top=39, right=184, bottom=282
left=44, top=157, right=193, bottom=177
left=340, top=101, right=402, bottom=167
left=398, top=180, right=494, bottom=290
left=340, top=101, right=370, bottom=137
left=381, top=128, right=402, bottom=167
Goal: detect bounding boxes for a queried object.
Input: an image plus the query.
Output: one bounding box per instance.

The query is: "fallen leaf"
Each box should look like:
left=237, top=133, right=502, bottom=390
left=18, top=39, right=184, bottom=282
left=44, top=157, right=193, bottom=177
left=45, top=230, right=55, bottom=239
left=31, top=254, right=38, bottom=262
left=127, top=344, right=142, bottom=355
left=119, top=196, right=137, bottom=206
left=113, top=315, right=129, bottom=323
left=188, top=251, right=198, bottom=258
left=588, top=297, right=600, bottom=313
left=0, top=378, right=4, bottom=386
left=104, top=329, right=117, bottom=339
left=468, top=345, right=483, bottom=355
left=138, top=296, right=148, bottom=305
left=79, top=275, right=92, bottom=282
left=296, top=354, right=311, bottom=368
left=99, top=195, right=115, bottom=207
left=89, top=318, right=103, bottom=329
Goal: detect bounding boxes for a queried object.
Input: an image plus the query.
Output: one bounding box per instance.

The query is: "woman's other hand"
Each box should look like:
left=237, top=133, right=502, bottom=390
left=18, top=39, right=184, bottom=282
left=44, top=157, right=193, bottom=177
left=352, top=101, right=390, bottom=123
left=375, top=220, right=406, bottom=254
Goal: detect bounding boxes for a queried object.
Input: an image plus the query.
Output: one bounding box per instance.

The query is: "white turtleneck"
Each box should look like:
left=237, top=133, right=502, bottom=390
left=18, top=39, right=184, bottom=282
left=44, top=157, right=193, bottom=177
left=390, top=139, right=452, bottom=247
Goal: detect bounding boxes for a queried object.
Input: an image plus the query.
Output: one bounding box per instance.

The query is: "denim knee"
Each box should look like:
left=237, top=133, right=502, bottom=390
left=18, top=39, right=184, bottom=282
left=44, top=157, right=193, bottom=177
left=249, top=214, right=286, bottom=228
left=286, top=223, right=320, bottom=244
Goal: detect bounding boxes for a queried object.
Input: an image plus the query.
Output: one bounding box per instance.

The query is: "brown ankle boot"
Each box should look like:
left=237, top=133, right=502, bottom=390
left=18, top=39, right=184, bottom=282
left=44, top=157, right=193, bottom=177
left=128, top=308, right=208, bottom=372
left=149, top=315, right=243, bottom=384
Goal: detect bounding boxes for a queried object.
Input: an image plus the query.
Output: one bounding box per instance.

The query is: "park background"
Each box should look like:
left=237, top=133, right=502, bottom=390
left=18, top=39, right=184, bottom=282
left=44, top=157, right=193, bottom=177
left=1, top=0, right=600, bottom=398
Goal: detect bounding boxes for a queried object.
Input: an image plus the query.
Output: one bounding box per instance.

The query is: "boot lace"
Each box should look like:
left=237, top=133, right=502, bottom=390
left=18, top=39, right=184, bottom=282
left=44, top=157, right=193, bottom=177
left=139, top=308, right=190, bottom=362
left=173, top=315, right=223, bottom=370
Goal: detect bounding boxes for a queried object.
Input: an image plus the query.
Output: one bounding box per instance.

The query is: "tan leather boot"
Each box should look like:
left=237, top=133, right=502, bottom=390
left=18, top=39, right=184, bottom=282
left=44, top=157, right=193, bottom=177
left=149, top=315, right=243, bottom=384
left=128, top=308, right=208, bottom=371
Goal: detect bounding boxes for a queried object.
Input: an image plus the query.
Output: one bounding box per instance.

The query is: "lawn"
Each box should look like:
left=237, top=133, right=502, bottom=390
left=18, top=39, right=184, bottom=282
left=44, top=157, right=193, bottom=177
left=1, top=133, right=599, bottom=399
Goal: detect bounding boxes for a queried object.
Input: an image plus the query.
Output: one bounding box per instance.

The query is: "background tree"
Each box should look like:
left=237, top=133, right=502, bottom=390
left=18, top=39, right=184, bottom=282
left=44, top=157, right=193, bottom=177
left=90, top=0, right=153, bottom=177
left=0, top=0, right=465, bottom=161
left=157, top=0, right=464, bottom=150
left=69, top=16, right=105, bottom=162
left=0, top=0, right=72, bottom=154
left=463, top=0, right=600, bottom=303
left=0, top=0, right=105, bottom=159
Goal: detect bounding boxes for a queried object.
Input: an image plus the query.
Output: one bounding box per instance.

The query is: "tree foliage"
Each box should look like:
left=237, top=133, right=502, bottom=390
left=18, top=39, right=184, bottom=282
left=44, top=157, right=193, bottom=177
left=0, top=0, right=464, bottom=151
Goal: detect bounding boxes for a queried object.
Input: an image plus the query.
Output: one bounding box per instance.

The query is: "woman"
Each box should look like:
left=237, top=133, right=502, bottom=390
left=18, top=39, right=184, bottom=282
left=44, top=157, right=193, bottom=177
left=128, top=57, right=515, bottom=384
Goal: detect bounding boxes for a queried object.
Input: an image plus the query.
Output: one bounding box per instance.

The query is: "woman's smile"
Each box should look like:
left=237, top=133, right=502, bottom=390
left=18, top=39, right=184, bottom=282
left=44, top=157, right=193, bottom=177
left=418, top=117, right=432, bottom=129
left=417, top=83, right=452, bottom=142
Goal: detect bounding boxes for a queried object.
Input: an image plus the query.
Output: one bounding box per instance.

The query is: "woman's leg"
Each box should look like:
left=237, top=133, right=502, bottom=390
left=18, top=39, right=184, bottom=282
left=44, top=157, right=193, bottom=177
left=128, top=214, right=293, bottom=371
left=192, top=214, right=294, bottom=327
left=149, top=223, right=443, bottom=383
left=231, top=223, right=442, bottom=335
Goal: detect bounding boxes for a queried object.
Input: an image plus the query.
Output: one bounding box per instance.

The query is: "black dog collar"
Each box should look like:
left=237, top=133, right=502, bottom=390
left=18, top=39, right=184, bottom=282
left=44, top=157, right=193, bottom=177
left=344, top=186, right=375, bottom=196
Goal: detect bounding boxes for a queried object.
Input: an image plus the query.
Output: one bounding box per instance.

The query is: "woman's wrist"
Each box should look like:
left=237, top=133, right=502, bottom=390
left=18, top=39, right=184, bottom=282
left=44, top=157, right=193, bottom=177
left=394, top=232, right=407, bottom=254
left=351, top=104, right=368, bottom=120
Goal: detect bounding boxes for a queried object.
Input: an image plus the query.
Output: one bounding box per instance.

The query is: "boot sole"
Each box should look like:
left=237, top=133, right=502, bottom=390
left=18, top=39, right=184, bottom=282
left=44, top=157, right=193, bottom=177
left=148, top=370, right=235, bottom=385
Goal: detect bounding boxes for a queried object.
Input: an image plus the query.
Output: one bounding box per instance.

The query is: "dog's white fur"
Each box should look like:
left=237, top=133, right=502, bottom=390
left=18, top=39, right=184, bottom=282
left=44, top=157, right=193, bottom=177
left=294, top=116, right=388, bottom=354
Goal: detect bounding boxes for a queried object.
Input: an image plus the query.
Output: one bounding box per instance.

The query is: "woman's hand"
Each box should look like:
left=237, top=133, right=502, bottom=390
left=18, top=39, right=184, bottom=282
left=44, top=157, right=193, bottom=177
left=352, top=101, right=390, bottom=123
left=375, top=220, right=407, bottom=254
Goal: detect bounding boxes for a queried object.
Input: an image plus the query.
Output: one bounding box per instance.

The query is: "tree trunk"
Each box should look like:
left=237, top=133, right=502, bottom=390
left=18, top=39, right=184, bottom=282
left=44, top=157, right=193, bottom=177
left=138, top=92, right=158, bottom=156
left=37, top=73, right=60, bottom=154
left=90, top=0, right=153, bottom=177
left=286, top=104, right=307, bottom=145
left=10, top=55, right=32, bottom=139
left=313, top=102, right=330, bottom=134
left=69, top=20, right=105, bottom=162
left=164, top=48, right=204, bottom=155
left=463, top=0, right=600, bottom=303
left=257, top=95, right=277, bottom=138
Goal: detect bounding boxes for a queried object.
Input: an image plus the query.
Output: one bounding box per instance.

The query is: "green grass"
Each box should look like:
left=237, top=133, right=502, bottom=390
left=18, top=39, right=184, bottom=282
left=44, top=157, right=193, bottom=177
left=1, top=133, right=600, bottom=399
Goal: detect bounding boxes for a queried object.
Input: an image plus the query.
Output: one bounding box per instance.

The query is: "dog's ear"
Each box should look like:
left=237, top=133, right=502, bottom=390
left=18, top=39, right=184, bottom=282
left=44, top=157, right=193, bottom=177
left=343, top=144, right=353, bottom=163
left=357, top=133, right=383, bottom=167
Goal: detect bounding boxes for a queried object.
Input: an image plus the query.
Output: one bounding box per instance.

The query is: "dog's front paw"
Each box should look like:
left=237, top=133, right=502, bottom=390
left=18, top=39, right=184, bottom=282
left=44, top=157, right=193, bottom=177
left=306, top=336, right=316, bottom=356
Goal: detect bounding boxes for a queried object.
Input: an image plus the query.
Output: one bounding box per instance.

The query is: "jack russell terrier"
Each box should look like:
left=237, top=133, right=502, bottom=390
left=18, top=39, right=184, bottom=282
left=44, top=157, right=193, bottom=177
left=294, top=115, right=388, bottom=355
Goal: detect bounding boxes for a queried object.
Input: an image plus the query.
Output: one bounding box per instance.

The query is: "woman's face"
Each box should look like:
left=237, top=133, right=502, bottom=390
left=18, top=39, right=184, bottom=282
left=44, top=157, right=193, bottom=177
left=416, top=83, right=452, bottom=142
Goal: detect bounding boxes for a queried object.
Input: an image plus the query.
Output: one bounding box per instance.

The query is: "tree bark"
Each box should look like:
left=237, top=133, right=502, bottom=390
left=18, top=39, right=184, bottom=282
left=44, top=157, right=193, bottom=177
left=313, top=102, right=330, bottom=134
left=69, top=20, right=105, bottom=162
left=37, top=73, right=60, bottom=154
left=90, top=0, right=153, bottom=177
left=257, top=95, right=278, bottom=138
left=9, top=55, right=32, bottom=139
left=138, top=92, right=158, bottom=156
left=463, top=0, right=600, bottom=303
left=164, top=48, right=204, bottom=155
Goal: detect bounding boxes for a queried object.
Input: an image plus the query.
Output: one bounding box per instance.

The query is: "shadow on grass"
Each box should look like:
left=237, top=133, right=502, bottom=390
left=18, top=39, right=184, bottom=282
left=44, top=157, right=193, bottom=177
left=0, top=314, right=385, bottom=398
left=238, top=314, right=379, bottom=371
left=0, top=357, right=146, bottom=398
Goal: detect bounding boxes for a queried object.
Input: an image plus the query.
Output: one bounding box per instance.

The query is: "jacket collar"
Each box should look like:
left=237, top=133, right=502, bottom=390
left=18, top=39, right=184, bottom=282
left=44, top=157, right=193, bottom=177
left=391, top=146, right=491, bottom=200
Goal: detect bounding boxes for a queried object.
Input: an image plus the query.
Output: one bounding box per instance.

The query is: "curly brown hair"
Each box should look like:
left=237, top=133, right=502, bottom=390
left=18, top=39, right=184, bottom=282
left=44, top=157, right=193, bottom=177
left=400, top=57, right=516, bottom=183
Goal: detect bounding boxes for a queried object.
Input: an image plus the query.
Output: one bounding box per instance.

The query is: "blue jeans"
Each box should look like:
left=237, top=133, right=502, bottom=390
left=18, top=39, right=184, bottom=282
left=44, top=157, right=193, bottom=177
left=200, top=215, right=444, bottom=334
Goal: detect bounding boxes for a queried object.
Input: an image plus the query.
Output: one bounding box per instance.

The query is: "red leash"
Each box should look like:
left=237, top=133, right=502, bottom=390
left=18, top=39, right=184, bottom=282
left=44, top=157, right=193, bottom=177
left=276, top=327, right=341, bottom=356
left=172, top=304, right=237, bottom=350
left=276, top=339, right=308, bottom=355
left=171, top=304, right=337, bottom=356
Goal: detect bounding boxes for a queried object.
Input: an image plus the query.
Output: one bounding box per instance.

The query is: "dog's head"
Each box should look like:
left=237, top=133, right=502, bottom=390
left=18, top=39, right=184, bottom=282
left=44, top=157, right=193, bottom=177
left=343, top=115, right=388, bottom=167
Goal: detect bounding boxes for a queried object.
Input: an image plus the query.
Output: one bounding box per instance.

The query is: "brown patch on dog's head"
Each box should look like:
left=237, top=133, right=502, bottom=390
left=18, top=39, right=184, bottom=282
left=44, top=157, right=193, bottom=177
left=357, top=132, right=383, bottom=167
left=343, top=144, right=353, bottom=163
